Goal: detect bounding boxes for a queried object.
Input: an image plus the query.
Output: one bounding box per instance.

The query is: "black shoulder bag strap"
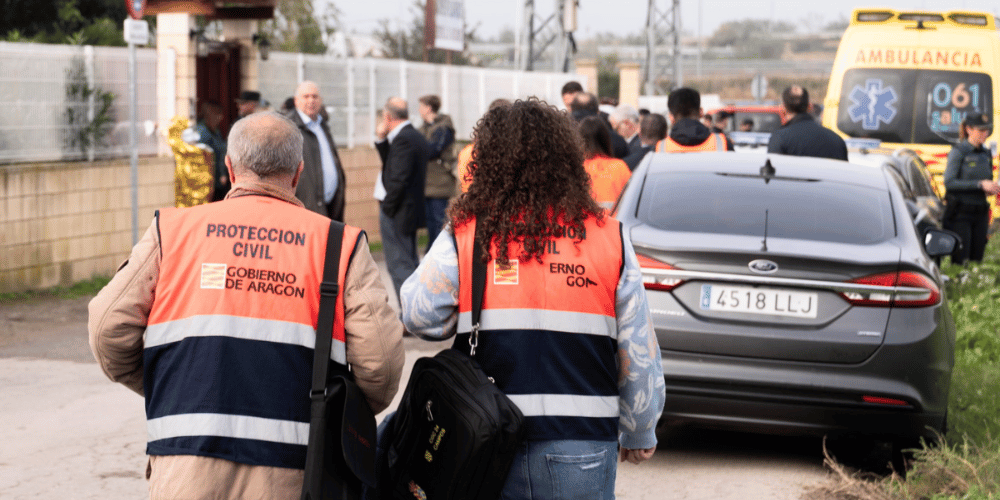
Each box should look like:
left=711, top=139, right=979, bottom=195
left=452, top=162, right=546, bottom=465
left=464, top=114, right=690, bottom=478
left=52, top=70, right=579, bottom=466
left=302, top=220, right=359, bottom=500
left=312, top=220, right=346, bottom=393
left=468, top=232, right=486, bottom=356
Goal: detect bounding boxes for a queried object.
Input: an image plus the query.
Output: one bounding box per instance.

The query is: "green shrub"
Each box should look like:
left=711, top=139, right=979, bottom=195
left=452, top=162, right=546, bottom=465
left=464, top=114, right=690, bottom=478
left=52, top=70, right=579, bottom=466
left=941, top=243, right=1000, bottom=447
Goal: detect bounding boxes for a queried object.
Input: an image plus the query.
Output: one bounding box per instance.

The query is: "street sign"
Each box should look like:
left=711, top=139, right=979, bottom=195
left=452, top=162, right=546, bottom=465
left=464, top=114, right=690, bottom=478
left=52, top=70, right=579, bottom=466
left=751, top=74, right=768, bottom=103
left=124, top=19, right=149, bottom=45
left=126, top=0, right=145, bottom=20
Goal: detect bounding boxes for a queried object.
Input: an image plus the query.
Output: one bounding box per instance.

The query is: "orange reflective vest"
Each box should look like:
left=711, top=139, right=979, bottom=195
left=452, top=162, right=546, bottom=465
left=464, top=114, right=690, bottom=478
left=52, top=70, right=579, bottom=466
left=453, top=216, right=623, bottom=441
left=583, top=155, right=632, bottom=209
left=656, top=133, right=726, bottom=153
left=457, top=143, right=474, bottom=193
left=145, top=195, right=361, bottom=469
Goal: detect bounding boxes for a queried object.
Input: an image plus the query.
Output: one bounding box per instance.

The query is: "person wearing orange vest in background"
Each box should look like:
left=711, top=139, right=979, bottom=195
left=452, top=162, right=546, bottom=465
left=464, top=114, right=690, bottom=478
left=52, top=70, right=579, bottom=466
left=399, top=99, right=665, bottom=500
left=456, top=142, right=474, bottom=192
left=88, top=112, right=405, bottom=499
left=456, top=98, right=511, bottom=193
left=656, top=87, right=732, bottom=153
left=579, top=115, right=631, bottom=209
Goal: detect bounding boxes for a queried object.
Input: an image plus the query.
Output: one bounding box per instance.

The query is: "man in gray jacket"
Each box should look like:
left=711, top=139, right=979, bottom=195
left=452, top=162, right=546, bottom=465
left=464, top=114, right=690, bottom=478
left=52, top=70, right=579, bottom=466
left=287, top=81, right=348, bottom=221
left=418, top=94, right=456, bottom=252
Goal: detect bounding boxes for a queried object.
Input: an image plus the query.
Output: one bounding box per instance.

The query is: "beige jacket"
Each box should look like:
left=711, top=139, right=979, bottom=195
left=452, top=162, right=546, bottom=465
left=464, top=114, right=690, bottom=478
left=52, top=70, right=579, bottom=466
left=88, top=180, right=405, bottom=499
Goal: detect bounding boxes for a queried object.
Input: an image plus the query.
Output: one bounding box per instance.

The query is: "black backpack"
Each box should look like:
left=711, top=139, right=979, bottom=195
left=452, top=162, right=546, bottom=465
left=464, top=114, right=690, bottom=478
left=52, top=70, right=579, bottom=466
left=381, top=236, right=525, bottom=500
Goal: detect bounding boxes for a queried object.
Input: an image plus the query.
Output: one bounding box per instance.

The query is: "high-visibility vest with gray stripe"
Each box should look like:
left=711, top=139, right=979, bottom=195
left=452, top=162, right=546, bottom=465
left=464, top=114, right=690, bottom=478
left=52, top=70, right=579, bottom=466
left=656, top=132, right=726, bottom=152
left=453, top=216, right=624, bottom=442
left=145, top=196, right=360, bottom=469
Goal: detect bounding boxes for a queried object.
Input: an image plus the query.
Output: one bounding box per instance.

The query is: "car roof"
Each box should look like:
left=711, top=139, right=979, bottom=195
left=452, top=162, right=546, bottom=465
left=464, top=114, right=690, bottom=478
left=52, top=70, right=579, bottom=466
left=847, top=149, right=898, bottom=169
left=644, top=152, right=890, bottom=190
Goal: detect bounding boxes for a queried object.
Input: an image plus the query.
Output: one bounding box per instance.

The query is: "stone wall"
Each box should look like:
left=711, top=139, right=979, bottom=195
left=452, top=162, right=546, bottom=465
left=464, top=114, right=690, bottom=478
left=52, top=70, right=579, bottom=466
left=1, top=147, right=383, bottom=294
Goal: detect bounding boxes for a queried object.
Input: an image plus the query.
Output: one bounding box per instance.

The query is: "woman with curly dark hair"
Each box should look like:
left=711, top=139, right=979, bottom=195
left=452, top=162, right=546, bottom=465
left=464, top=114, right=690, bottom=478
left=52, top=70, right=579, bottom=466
left=579, top=116, right=632, bottom=209
left=399, top=98, right=664, bottom=500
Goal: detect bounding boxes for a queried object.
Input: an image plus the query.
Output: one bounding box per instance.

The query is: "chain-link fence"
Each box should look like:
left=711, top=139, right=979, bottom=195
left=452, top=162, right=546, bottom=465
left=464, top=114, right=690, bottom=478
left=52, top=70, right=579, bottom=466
left=258, top=53, right=582, bottom=147
left=0, top=41, right=159, bottom=164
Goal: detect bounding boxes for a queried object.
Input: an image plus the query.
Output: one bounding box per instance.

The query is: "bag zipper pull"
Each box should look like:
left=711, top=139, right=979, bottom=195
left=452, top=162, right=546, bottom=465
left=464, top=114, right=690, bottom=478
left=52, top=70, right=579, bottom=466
left=426, top=400, right=434, bottom=421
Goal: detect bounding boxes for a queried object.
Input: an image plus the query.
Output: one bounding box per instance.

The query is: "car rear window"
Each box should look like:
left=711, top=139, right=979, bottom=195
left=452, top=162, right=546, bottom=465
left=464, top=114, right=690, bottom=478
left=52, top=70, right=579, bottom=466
left=731, top=111, right=783, bottom=133
left=636, top=172, right=894, bottom=244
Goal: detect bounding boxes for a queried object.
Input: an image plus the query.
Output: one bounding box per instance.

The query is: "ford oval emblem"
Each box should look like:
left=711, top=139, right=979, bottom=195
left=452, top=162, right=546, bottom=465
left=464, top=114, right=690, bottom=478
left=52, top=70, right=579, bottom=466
left=748, top=259, right=779, bottom=274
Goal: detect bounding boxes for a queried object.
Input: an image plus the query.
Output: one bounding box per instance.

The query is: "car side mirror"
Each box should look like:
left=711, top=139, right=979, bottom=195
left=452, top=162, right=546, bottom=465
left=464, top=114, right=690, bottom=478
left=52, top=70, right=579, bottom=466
left=924, top=228, right=960, bottom=257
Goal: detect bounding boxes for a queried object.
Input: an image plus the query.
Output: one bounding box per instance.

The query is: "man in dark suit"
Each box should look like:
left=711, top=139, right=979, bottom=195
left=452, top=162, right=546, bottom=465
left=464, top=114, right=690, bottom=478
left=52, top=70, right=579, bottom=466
left=375, top=97, right=429, bottom=297
left=611, top=104, right=642, bottom=154
left=286, top=81, right=347, bottom=221
left=624, top=113, right=668, bottom=171
left=767, top=85, right=847, bottom=160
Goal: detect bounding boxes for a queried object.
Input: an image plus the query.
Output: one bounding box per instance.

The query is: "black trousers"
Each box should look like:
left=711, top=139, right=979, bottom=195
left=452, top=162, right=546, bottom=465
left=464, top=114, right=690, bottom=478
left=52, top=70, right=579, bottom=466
left=946, top=204, right=990, bottom=264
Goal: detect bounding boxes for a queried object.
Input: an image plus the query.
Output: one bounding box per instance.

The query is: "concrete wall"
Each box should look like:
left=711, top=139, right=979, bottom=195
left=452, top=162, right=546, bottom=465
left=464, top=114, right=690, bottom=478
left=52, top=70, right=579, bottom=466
left=1, top=147, right=383, bottom=294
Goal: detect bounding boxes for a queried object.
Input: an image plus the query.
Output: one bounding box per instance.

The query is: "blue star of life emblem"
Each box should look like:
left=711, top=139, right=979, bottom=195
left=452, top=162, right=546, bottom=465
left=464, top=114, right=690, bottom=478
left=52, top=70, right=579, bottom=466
left=848, top=79, right=898, bottom=131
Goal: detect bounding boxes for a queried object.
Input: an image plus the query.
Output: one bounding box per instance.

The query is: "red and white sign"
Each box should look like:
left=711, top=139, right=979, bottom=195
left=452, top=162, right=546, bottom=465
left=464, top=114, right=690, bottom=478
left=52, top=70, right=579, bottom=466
left=126, top=0, right=146, bottom=20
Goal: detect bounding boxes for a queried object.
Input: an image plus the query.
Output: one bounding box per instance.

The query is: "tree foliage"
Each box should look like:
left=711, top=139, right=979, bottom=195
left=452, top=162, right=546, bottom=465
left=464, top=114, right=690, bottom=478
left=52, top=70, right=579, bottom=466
left=706, top=19, right=796, bottom=59
left=2, top=0, right=127, bottom=46
left=261, top=0, right=338, bottom=55
left=64, top=55, right=115, bottom=158
left=374, top=0, right=476, bottom=65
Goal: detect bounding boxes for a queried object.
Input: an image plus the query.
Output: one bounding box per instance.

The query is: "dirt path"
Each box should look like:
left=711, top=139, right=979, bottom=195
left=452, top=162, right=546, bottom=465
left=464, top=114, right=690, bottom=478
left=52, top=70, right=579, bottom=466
left=1, top=296, right=94, bottom=362
left=1, top=294, right=835, bottom=499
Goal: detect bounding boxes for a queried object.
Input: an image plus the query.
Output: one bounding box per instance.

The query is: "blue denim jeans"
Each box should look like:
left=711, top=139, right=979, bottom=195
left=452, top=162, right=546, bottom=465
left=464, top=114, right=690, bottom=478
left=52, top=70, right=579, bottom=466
left=369, top=413, right=618, bottom=500
left=424, top=197, right=449, bottom=254
left=500, top=439, right=618, bottom=500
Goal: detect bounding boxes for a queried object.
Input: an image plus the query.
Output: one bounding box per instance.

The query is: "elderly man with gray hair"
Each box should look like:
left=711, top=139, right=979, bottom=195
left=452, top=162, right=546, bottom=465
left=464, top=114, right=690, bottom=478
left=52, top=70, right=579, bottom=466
left=611, top=104, right=642, bottom=153
left=88, top=111, right=404, bottom=499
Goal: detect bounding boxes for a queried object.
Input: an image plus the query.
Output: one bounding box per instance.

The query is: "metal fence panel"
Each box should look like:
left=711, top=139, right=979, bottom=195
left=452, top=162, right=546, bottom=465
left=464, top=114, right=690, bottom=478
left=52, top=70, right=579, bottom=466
left=258, top=52, right=582, bottom=146
left=0, top=42, right=158, bottom=164
left=256, top=52, right=299, bottom=114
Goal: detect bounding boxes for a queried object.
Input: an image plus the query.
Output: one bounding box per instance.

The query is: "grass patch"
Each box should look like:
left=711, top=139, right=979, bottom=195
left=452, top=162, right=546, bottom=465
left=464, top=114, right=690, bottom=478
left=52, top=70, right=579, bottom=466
left=0, top=275, right=112, bottom=304
left=810, top=239, right=1000, bottom=499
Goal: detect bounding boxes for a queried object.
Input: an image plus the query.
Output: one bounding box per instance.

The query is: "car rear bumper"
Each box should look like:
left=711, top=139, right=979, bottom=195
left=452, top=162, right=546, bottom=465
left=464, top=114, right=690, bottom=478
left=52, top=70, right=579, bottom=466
left=659, top=351, right=948, bottom=441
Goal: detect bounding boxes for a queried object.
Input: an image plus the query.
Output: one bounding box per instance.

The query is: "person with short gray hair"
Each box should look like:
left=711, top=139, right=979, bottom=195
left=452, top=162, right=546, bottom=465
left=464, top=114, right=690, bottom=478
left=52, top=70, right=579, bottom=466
left=88, top=109, right=405, bottom=499
left=227, top=111, right=302, bottom=179
left=611, top=104, right=641, bottom=153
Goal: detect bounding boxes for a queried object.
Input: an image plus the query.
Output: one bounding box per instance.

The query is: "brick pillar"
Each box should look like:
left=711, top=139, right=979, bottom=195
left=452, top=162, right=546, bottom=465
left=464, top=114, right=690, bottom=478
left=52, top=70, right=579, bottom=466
left=156, top=13, right=197, bottom=156
left=575, top=59, right=598, bottom=95
left=618, top=62, right=642, bottom=109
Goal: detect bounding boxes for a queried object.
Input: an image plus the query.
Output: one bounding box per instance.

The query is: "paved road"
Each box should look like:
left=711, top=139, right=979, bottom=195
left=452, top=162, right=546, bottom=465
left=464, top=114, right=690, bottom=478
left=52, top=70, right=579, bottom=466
left=0, top=262, right=832, bottom=499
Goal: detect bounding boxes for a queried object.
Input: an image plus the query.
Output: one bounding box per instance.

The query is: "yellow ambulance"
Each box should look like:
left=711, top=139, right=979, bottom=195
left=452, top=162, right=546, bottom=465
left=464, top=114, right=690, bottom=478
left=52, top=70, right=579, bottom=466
left=823, top=9, right=999, bottom=202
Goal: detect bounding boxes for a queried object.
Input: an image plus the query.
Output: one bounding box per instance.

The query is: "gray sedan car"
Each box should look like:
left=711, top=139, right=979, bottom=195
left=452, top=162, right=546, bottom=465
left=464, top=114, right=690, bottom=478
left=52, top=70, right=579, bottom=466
left=616, top=152, right=957, bottom=453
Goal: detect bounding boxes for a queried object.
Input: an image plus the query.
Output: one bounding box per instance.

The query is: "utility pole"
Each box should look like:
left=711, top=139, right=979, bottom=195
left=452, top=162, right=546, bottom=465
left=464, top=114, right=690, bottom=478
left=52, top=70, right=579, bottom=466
left=517, top=0, right=576, bottom=72
left=644, top=0, right=682, bottom=95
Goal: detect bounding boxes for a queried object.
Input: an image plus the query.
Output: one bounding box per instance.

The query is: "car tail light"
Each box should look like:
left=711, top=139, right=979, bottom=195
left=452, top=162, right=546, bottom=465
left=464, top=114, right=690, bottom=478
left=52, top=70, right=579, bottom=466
left=842, top=271, right=940, bottom=307
left=636, top=254, right=684, bottom=291
left=862, top=395, right=912, bottom=407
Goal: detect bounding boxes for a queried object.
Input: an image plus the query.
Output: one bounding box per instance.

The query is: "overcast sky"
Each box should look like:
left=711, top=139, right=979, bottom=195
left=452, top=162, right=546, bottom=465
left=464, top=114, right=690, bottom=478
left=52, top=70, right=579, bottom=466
left=330, top=0, right=996, bottom=40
